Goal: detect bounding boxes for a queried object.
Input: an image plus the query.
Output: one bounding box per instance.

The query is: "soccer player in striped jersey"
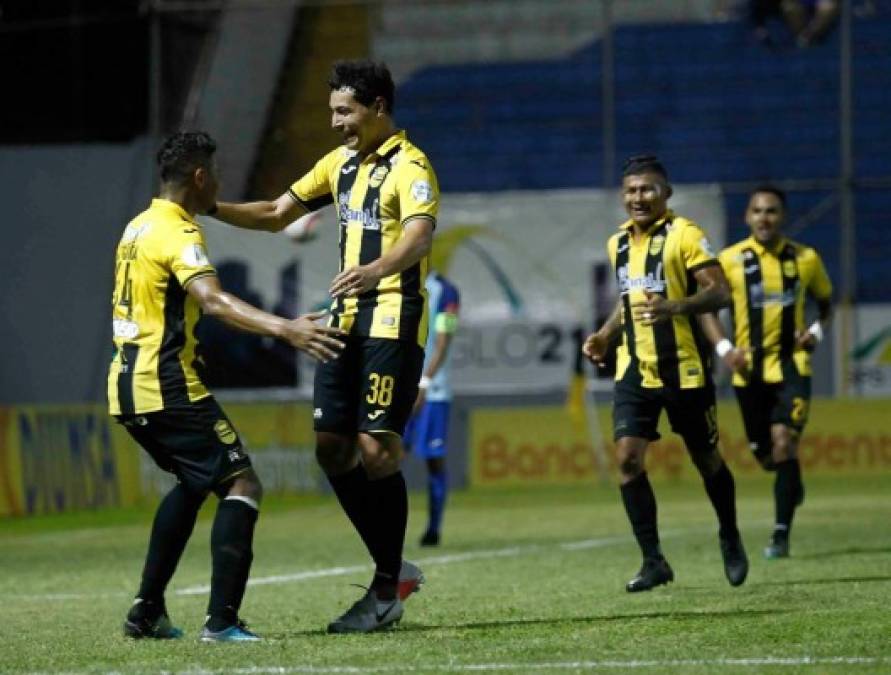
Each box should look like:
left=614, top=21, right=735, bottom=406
left=583, top=155, right=749, bottom=592
left=210, top=60, right=437, bottom=633
left=110, top=131, right=344, bottom=642
left=699, top=186, right=833, bottom=559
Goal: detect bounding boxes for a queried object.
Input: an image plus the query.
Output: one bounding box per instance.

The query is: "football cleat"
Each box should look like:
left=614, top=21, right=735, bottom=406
left=764, top=538, right=790, bottom=560
left=123, top=599, right=183, bottom=639
left=200, top=619, right=261, bottom=642
left=327, top=588, right=404, bottom=634
left=397, top=560, right=425, bottom=601
left=419, top=530, right=441, bottom=547
left=626, top=557, right=674, bottom=593
left=720, top=534, right=749, bottom=586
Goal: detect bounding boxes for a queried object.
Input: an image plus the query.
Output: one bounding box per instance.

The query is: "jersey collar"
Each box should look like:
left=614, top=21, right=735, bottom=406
left=369, top=130, right=405, bottom=161
left=620, top=209, right=674, bottom=236
left=746, top=234, right=787, bottom=256
left=151, top=198, right=197, bottom=224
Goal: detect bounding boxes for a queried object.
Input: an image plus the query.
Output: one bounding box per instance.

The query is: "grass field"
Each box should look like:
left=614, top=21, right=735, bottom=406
left=2, top=473, right=890, bottom=674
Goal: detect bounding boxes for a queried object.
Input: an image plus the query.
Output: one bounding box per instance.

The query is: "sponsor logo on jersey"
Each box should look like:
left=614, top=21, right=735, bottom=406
left=214, top=419, right=237, bottom=444
left=113, top=318, right=139, bottom=339
left=181, top=243, right=210, bottom=267
left=369, top=164, right=390, bottom=188
left=783, top=259, right=797, bottom=277
left=649, top=235, right=665, bottom=256
left=411, top=179, right=434, bottom=203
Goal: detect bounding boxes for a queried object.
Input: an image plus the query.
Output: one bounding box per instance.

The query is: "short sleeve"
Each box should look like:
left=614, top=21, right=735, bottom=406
left=397, top=158, right=439, bottom=225
left=806, top=250, right=833, bottom=300
left=164, top=226, right=216, bottom=288
left=718, top=247, right=734, bottom=276
left=289, top=151, right=337, bottom=212
left=681, top=223, right=719, bottom=272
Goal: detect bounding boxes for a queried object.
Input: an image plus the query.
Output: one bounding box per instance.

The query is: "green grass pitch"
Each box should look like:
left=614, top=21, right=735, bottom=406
left=1, top=473, right=890, bottom=673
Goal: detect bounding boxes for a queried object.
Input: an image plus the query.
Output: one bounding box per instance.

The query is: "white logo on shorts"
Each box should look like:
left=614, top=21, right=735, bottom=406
left=314, top=407, right=323, bottom=419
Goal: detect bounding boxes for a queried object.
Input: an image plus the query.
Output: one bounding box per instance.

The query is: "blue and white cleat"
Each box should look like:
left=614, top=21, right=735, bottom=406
left=200, top=619, right=262, bottom=642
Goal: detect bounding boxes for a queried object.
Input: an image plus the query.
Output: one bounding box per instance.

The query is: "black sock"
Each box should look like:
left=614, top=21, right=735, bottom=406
left=206, top=498, right=258, bottom=630
left=327, top=463, right=378, bottom=558
left=620, top=472, right=662, bottom=560
left=703, top=462, right=740, bottom=540
left=773, top=458, right=802, bottom=540
left=136, top=483, right=204, bottom=606
left=366, top=471, right=408, bottom=598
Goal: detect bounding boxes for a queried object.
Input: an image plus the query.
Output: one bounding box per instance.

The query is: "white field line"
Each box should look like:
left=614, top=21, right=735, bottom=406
left=9, top=530, right=685, bottom=603
left=118, top=655, right=891, bottom=673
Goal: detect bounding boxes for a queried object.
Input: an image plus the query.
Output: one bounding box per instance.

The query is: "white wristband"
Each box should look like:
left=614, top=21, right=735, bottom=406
left=715, top=339, right=734, bottom=358
left=418, top=376, right=431, bottom=390
left=807, top=321, right=824, bottom=343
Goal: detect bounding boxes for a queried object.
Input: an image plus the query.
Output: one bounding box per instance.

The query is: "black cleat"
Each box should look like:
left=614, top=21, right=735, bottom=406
left=123, top=599, right=183, bottom=639
left=764, top=537, right=790, bottom=560
left=626, top=557, right=674, bottom=593
left=419, top=530, right=440, bottom=547
left=720, top=534, right=749, bottom=586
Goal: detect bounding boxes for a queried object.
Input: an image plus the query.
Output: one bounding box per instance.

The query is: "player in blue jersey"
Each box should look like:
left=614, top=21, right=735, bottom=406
left=404, top=270, right=460, bottom=546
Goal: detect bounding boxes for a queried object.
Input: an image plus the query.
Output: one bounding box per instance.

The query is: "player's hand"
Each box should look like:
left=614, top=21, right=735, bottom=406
left=329, top=264, right=382, bottom=298
left=582, top=330, right=610, bottom=367
left=411, top=387, right=427, bottom=417
left=632, top=290, right=677, bottom=326
left=722, top=347, right=751, bottom=378
left=282, top=211, right=321, bottom=244
left=795, top=329, right=818, bottom=352
left=281, top=310, right=346, bottom=362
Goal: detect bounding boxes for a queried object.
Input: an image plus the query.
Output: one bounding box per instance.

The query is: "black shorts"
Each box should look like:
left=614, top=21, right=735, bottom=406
left=613, top=370, right=719, bottom=451
left=734, top=358, right=812, bottom=446
left=313, top=336, right=424, bottom=436
left=115, top=396, right=252, bottom=494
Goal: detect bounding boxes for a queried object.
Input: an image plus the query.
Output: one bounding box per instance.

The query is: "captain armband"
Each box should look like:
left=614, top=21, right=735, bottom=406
left=435, top=312, right=458, bottom=334
left=807, top=321, right=824, bottom=343
left=715, top=339, right=734, bottom=358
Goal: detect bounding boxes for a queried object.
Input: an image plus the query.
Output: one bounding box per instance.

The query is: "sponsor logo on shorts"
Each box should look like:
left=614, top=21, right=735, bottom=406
left=113, top=319, right=139, bottom=339
left=228, top=448, right=243, bottom=463
left=214, top=419, right=237, bottom=444
left=367, top=409, right=385, bottom=421
left=313, top=407, right=323, bottom=419
left=382, top=316, right=396, bottom=326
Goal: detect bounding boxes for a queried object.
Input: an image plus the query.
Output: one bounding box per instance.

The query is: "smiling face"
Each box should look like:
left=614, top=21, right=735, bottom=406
left=329, top=87, right=386, bottom=155
left=746, top=191, right=785, bottom=247
left=622, top=171, right=671, bottom=229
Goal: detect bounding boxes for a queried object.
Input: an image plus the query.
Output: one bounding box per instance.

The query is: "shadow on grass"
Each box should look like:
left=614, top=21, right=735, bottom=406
left=282, top=607, right=790, bottom=637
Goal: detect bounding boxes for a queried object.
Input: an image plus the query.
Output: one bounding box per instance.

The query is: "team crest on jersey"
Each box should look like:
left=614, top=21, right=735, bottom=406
left=782, top=259, right=797, bottom=277
left=369, top=164, right=390, bottom=188
left=214, top=419, right=237, bottom=445
left=649, top=235, right=665, bottom=256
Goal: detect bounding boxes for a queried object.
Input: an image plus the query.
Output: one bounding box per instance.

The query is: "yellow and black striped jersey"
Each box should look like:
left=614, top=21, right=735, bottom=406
left=289, top=130, right=439, bottom=347
left=107, top=199, right=216, bottom=415
left=719, top=236, right=832, bottom=385
left=608, top=210, right=719, bottom=389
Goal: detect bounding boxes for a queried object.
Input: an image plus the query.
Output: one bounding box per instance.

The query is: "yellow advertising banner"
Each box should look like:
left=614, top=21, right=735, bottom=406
left=0, top=405, right=142, bottom=516
left=470, top=399, right=891, bottom=487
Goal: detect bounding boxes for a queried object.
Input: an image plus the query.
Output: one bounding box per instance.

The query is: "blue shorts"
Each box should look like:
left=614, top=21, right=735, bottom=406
left=404, top=400, right=450, bottom=459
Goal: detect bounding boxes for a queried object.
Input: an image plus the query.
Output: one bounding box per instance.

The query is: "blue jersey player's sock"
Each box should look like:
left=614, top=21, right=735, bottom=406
left=136, top=482, right=204, bottom=606
left=206, top=496, right=258, bottom=631
left=426, top=470, right=448, bottom=536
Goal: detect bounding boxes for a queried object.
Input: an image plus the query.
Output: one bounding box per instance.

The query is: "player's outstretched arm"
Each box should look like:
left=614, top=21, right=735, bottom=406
left=186, top=275, right=345, bottom=362
left=329, top=217, right=434, bottom=298
left=211, top=192, right=308, bottom=233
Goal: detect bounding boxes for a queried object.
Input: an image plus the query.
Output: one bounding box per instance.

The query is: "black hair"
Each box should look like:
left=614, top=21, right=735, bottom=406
left=622, top=154, right=669, bottom=180
left=156, top=131, right=217, bottom=185
left=750, top=184, right=787, bottom=208
left=328, top=59, right=395, bottom=113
